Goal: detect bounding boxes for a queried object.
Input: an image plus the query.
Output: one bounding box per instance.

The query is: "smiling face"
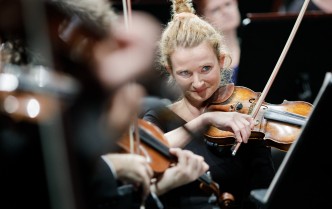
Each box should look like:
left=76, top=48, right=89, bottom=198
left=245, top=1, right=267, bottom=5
left=170, top=41, right=223, bottom=105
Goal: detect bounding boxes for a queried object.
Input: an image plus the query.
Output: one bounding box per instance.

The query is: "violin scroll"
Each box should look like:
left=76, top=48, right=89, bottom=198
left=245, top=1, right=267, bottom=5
left=199, top=172, right=235, bottom=208
left=219, top=192, right=235, bottom=209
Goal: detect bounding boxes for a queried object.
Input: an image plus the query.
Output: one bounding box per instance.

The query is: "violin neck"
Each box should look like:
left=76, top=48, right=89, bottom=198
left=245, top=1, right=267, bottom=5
left=198, top=173, right=213, bottom=185
left=138, top=126, right=176, bottom=161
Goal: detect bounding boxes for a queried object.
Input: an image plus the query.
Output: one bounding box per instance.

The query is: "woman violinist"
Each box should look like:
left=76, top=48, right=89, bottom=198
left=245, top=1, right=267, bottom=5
left=142, top=0, right=275, bottom=208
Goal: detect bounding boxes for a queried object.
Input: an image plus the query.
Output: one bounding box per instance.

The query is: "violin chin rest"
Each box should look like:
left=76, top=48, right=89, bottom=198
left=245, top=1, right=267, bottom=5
left=210, top=83, right=235, bottom=104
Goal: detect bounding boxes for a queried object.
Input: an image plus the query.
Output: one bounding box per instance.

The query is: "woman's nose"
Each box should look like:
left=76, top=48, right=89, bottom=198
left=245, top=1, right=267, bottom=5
left=192, top=74, right=204, bottom=88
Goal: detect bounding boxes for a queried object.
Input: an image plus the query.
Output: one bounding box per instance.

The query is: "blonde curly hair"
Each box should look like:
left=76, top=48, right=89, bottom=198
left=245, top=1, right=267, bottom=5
left=158, top=0, right=233, bottom=86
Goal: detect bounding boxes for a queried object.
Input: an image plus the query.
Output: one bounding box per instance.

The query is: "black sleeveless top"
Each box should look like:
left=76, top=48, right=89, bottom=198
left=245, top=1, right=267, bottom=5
left=142, top=105, right=275, bottom=209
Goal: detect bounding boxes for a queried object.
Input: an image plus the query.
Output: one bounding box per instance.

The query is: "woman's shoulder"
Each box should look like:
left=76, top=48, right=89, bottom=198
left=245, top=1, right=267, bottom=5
left=139, top=97, right=171, bottom=117
left=142, top=102, right=186, bottom=133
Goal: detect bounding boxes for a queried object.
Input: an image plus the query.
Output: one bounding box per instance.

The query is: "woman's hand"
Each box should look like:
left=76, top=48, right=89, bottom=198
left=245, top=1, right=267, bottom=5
left=206, top=111, right=254, bottom=143
left=152, top=148, right=209, bottom=195
left=103, top=153, right=153, bottom=199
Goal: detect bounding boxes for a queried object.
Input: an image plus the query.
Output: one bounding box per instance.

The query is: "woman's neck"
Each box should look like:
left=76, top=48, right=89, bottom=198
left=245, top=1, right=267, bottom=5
left=170, top=99, right=206, bottom=122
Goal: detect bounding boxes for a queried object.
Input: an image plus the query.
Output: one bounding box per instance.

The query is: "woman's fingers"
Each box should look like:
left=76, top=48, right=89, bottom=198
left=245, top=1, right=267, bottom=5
left=219, top=112, right=254, bottom=143
left=105, top=153, right=153, bottom=198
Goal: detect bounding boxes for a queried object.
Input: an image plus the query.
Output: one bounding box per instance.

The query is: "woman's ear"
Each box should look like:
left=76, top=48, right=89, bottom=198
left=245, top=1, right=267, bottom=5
left=219, top=55, right=225, bottom=68
left=165, top=65, right=172, bottom=74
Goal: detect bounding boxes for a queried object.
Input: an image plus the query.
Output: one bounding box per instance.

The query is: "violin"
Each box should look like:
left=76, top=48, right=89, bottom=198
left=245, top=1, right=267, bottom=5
left=204, top=0, right=313, bottom=156
left=204, top=84, right=312, bottom=152
left=117, top=119, right=235, bottom=208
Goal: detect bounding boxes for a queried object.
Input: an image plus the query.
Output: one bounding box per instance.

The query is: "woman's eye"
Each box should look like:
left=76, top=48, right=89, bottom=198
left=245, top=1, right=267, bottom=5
left=178, top=71, right=190, bottom=77
left=210, top=6, right=220, bottom=14
left=202, top=66, right=211, bottom=73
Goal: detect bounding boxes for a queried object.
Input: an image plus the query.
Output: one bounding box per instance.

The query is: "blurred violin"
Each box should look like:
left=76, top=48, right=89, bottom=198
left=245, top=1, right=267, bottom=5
left=117, top=119, right=173, bottom=176
left=0, top=63, right=79, bottom=122
left=117, top=119, right=235, bottom=208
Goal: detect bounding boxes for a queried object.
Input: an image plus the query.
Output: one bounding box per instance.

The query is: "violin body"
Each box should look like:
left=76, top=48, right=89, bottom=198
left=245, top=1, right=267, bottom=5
left=205, top=86, right=313, bottom=151
left=117, top=119, right=174, bottom=176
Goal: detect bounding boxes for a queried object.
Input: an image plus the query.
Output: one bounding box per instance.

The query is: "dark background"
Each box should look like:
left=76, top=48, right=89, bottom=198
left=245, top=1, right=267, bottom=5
left=237, top=12, right=332, bottom=104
